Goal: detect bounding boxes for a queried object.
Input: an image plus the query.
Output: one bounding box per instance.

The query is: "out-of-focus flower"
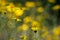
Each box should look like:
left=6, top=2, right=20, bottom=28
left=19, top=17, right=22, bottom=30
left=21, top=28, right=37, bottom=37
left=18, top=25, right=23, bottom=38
left=6, top=3, right=15, bottom=12
left=53, top=26, right=60, bottom=36
left=22, top=24, right=29, bottom=31
left=48, top=0, right=56, bottom=3
left=52, top=5, right=60, bottom=10
left=31, top=20, right=40, bottom=31
left=37, top=7, right=44, bottom=13
left=17, top=24, right=29, bottom=31
left=25, top=2, right=35, bottom=7
left=31, top=20, right=40, bottom=27
left=14, top=7, right=24, bottom=17
left=0, top=0, right=6, bottom=12
left=23, top=16, right=32, bottom=23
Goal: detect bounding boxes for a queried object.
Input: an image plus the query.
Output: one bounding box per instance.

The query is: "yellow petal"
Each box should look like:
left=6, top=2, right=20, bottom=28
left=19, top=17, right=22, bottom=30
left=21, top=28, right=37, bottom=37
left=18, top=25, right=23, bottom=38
left=31, top=27, right=39, bottom=31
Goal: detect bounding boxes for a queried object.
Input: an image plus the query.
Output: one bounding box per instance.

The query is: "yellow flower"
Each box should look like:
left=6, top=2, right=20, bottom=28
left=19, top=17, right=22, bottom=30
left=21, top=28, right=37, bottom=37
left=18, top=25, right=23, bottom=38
left=31, top=20, right=40, bottom=27
left=31, top=21, right=40, bottom=31
left=48, top=0, right=56, bottom=3
left=53, top=27, right=60, bottom=36
left=23, top=16, right=32, bottom=23
left=37, top=7, right=44, bottom=13
left=6, top=3, right=15, bottom=12
left=0, top=0, right=6, bottom=12
left=22, top=24, right=29, bottom=31
left=52, top=5, right=60, bottom=10
left=25, top=2, right=35, bottom=7
left=17, top=24, right=29, bottom=31
left=14, top=7, right=24, bottom=17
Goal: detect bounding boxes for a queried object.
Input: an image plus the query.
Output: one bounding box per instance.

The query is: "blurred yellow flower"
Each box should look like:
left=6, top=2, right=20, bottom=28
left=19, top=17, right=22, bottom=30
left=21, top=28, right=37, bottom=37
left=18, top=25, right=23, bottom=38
left=17, top=24, right=29, bottom=31
left=14, top=7, right=24, bottom=17
left=52, top=5, right=60, bottom=10
left=37, top=7, right=44, bottom=13
left=6, top=3, right=15, bottom=12
left=31, top=20, right=40, bottom=27
left=24, top=16, right=32, bottom=23
left=0, top=0, right=7, bottom=12
left=53, top=27, right=60, bottom=36
left=25, top=2, right=35, bottom=7
left=22, top=24, right=29, bottom=31
left=31, top=21, right=40, bottom=31
left=48, top=0, right=56, bottom=3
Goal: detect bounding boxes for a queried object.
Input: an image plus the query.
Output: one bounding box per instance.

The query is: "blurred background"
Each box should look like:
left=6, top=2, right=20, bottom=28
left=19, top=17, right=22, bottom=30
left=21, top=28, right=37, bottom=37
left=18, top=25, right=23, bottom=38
left=0, top=0, right=60, bottom=40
